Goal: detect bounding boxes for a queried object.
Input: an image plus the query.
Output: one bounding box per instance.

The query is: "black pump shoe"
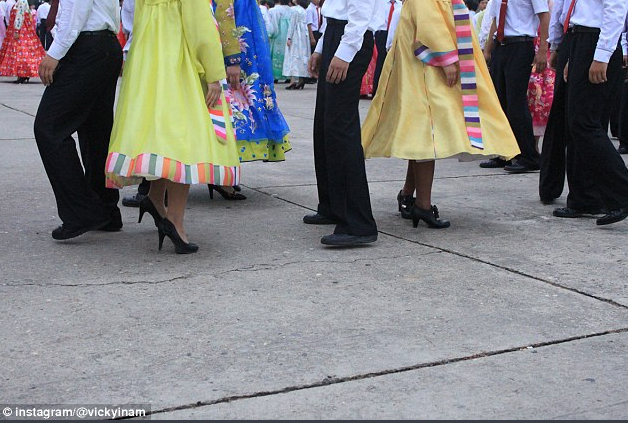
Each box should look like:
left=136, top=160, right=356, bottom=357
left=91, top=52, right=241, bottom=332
left=158, top=219, right=199, bottom=254
left=397, top=191, right=415, bottom=219
left=208, top=184, right=247, bottom=200
left=410, top=205, right=450, bottom=229
left=139, top=197, right=164, bottom=227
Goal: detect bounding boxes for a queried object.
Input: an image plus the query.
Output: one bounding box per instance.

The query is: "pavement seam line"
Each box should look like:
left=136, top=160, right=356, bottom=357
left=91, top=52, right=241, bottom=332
left=117, top=327, right=628, bottom=420
left=250, top=187, right=628, bottom=311
left=0, top=103, right=36, bottom=117
left=3, top=273, right=193, bottom=288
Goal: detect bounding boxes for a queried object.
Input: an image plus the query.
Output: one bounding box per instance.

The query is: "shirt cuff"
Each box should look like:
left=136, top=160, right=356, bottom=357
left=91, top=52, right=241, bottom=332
left=314, top=35, right=323, bottom=55
left=224, top=54, right=242, bottom=67
left=47, top=42, right=68, bottom=60
left=334, top=42, right=359, bottom=63
left=593, top=48, right=613, bottom=63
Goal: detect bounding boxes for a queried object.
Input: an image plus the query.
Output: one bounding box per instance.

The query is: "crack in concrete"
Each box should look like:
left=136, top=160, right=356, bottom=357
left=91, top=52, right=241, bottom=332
left=0, top=103, right=36, bottom=117
left=0, top=137, right=35, bottom=141
left=3, top=273, right=192, bottom=288
left=249, top=173, right=513, bottom=190
left=117, top=327, right=628, bottom=420
left=249, top=187, right=628, bottom=311
left=214, top=253, right=438, bottom=277
left=548, top=399, right=628, bottom=419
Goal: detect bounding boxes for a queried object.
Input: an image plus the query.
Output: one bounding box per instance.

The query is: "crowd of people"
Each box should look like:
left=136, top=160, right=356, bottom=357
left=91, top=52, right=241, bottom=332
left=1, top=0, right=628, bottom=252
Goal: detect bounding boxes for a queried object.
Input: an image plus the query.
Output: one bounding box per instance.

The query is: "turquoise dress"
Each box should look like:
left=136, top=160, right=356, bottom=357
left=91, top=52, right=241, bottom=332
left=267, top=4, right=291, bottom=81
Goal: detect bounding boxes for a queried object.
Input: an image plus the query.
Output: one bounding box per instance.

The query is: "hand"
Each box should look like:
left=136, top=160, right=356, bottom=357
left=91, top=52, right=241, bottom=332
left=549, top=51, right=558, bottom=70
left=13, top=31, right=19, bottom=40
left=442, top=63, right=459, bottom=87
left=205, top=81, right=221, bottom=109
left=563, top=60, right=568, bottom=83
left=533, top=48, right=548, bottom=74
left=483, top=49, right=491, bottom=64
left=623, top=55, right=627, bottom=68
left=310, top=37, right=317, bottom=47
left=38, top=54, right=59, bottom=86
left=308, top=52, right=322, bottom=79
left=326, top=56, right=350, bottom=84
left=589, top=60, right=608, bottom=84
left=226, top=64, right=241, bottom=91
left=287, top=38, right=291, bottom=47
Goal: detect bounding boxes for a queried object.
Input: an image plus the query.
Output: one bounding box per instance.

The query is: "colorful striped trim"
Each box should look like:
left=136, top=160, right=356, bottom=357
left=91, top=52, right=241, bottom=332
left=414, top=46, right=459, bottom=67
left=105, top=152, right=240, bottom=188
left=208, top=81, right=234, bottom=144
left=453, top=0, right=483, bottom=149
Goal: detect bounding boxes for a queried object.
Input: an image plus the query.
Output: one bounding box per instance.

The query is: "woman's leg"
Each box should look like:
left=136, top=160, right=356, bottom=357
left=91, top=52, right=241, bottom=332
left=148, top=179, right=167, bottom=217
left=163, top=180, right=191, bottom=242
left=401, top=161, right=416, bottom=196
left=412, top=160, right=435, bottom=210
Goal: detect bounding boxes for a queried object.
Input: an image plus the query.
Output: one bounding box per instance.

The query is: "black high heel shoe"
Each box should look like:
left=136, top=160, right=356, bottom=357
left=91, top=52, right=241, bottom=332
left=397, top=190, right=415, bottom=220
left=285, top=83, right=297, bottom=90
left=15, top=77, right=28, bottom=84
left=158, top=218, right=199, bottom=254
left=410, top=205, right=450, bottom=229
left=294, top=81, right=305, bottom=90
left=139, top=196, right=164, bottom=227
left=208, top=184, right=247, bottom=200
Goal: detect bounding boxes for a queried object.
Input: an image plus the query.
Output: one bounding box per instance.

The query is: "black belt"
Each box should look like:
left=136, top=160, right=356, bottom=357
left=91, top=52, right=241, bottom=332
left=79, top=29, right=116, bottom=38
left=498, top=36, right=534, bottom=45
left=567, top=25, right=600, bottom=34
left=326, top=18, right=348, bottom=26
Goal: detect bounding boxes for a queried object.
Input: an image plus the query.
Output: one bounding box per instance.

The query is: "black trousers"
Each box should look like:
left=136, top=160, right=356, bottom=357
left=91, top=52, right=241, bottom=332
left=566, top=32, right=628, bottom=211
left=38, top=19, right=53, bottom=50
left=313, top=21, right=377, bottom=236
left=490, top=41, right=540, bottom=168
left=618, top=75, right=628, bottom=148
left=373, top=30, right=388, bottom=96
left=34, top=33, right=123, bottom=227
left=609, top=67, right=626, bottom=137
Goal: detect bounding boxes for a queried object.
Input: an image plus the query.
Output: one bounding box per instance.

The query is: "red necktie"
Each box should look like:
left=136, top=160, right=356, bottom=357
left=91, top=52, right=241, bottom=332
left=563, top=0, right=578, bottom=34
left=45, top=0, right=59, bottom=32
left=387, top=0, right=395, bottom=32
left=496, top=0, right=508, bottom=43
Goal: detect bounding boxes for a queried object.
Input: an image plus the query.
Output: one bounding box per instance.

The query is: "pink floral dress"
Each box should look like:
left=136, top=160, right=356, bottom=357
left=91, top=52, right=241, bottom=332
left=527, top=34, right=556, bottom=137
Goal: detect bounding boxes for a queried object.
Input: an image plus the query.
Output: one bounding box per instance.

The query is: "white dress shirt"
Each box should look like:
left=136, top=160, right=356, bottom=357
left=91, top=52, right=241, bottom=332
left=385, top=5, right=401, bottom=51
left=479, top=0, right=496, bottom=49
left=120, top=0, right=134, bottom=53
left=305, top=3, right=320, bottom=32
left=622, top=13, right=627, bottom=55
left=548, top=0, right=564, bottom=50
left=568, top=0, right=628, bottom=63
left=259, top=5, right=270, bottom=29
left=488, top=0, right=549, bottom=38
left=48, top=0, right=120, bottom=60
left=4, top=0, right=16, bottom=23
left=375, top=0, right=401, bottom=32
left=314, top=0, right=378, bottom=63
left=37, top=2, right=51, bottom=22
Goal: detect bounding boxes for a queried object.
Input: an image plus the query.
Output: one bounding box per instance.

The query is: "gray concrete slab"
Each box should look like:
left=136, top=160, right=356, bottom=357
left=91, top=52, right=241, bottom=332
left=152, top=332, right=628, bottom=419
left=1, top=77, right=627, bottom=419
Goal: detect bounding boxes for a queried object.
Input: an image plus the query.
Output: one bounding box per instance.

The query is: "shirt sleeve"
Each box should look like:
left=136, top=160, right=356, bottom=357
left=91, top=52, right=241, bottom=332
left=121, top=0, right=134, bottom=34
left=334, top=0, right=377, bottom=62
left=548, top=0, right=564, bottom=51
left=531, top=0, right=550, bottom=15
left=594, top=0, right=628, bottom=63
left=386, top=7, right=401, bottom=51
left=181, top=0, right=226, bottom=84
left=47, top=0, right=94, bottom=60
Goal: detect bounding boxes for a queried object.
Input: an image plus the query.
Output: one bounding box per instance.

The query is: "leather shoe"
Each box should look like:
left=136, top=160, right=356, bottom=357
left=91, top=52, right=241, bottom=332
left=504, top=161, right=540, bottom=173
left=52, top=218, right=111, bottom=240
left=618, top=145, right=628, bottom=154
left=99, top=208, right=123, bottom=232
left=122, top=192, right=146, bottom=208
left=553, top=207, right=606, bottom=218
left=303, top=213, right=336, bottom=225
left=479, top=158, right=509, bottom=168
left=596, top=208, right=628, bottom=226
left=320, top=233, right=377, bottom=246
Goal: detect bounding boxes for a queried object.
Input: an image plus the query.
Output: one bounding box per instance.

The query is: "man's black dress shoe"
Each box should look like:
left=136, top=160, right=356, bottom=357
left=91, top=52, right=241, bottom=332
left=618, top=145, right=628, bottom=154
left=553, top=207, right=606, bottom=218
left=320, top=233, right=377, bottom=246
left=303, top=213, right=336, bottom=225
left=504, top=161, right=540, bottom=173
left=596, top=209, right=628, bottom=226
left=479, top=157, right=509, bottom=168
left=52, top=218, right=111, bottom=240
left=122, top=192, right=146, bottom=208
left=99, top=209, right=123, bottom=232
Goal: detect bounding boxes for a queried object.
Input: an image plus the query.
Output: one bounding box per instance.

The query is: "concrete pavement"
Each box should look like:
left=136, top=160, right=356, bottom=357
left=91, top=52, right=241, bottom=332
left=0, top=76, right=627, bottom=419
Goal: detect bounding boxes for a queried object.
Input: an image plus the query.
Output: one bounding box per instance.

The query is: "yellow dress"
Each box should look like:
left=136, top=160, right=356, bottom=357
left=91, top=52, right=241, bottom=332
left=106, top=0, right=240, bottom=188
left=362, top=0, right=520, bottom=162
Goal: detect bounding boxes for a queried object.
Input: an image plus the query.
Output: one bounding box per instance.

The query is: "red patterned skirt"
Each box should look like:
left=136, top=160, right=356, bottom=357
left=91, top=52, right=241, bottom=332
left=0, top=9, right=45, bottom=78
